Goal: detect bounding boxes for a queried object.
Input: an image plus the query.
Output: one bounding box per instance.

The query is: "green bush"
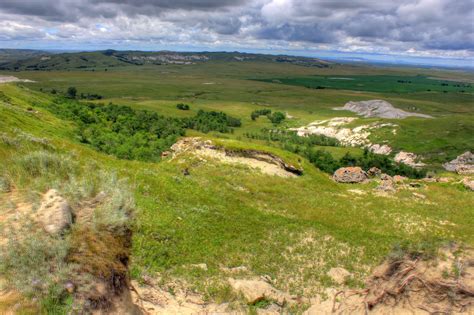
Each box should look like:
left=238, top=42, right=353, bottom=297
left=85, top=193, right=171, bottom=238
left=176, top=103, right=190, bottom=110
left=267, top=111, right=286, bottom=125
left=250, top=109, right=271, bottom=120
left=184, top=110, right=241, bottom=133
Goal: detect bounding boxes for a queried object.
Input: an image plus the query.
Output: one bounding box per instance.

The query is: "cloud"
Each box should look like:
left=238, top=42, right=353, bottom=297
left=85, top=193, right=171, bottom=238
left=0, top=0, right=472, bottom=61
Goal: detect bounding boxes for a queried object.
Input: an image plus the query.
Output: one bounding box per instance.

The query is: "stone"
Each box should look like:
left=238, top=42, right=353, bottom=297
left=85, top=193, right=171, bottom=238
left=336, top=100, right=432, bottom=119
left=228, top=278, right=294, bottom=305
left=36, top=189, right=72, bottom=234
left=443, top=151, right=474, bottom=174
left=367, top=167, right=382, bottom=177
left=394, top=151, right=425, bottom=168
left=368, top=144, right=392, bottom=155
left=327, top=267, right=351, bottom=285
left=333, top=167, right=368, bottom=183
left=462, top=178, right=474, bottom=191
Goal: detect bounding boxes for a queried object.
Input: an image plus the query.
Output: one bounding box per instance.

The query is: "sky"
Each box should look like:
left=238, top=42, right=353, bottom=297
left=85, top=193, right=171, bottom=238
left=0, top=0, right=473, bottom=68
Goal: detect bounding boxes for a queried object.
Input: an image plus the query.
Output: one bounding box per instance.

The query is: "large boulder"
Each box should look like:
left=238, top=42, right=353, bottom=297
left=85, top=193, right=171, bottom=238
left=36, top=189, right=73, bottom=234
left=333, top=167, right=368, bottom=183
left=443, top=152, right=474, bottom=175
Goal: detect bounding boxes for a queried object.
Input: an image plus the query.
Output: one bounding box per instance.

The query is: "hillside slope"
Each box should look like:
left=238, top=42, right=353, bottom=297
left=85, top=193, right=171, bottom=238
left=0, top=83, right=473, bottom=313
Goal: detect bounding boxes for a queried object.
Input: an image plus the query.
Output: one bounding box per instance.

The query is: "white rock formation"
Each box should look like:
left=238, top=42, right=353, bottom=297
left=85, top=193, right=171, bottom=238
left=335, top=100, right=432, bottom=119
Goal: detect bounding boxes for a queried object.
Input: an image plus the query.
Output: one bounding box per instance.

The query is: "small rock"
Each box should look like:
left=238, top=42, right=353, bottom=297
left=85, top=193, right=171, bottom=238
left=443, top=151, right=474, bottom=174
left=228, top=278, right=294, bottom=306
left=327, top=267, right=351, bottom=285
left=36, top=189, right=72, bottom=234
left=182, top=168, right=190, bottom=176
left=462, top=178, right=474, bottom=191
left=161, top=151, right=171, bottom=158
left=333, top=167, right=368, bottom=183
left=380, top=173, right=392, bottom=181
left=367, top=167, right=382, bottom=177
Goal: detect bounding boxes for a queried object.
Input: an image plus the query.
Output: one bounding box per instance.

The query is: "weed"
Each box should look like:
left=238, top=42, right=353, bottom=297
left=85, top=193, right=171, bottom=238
left=0, top=224, right=73, bottom=310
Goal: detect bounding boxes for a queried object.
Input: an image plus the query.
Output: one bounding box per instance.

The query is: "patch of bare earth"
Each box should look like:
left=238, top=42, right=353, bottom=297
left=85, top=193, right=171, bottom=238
left=305, top=246, right=474, bottom=314
left=169, top=137, right=302, bottom=178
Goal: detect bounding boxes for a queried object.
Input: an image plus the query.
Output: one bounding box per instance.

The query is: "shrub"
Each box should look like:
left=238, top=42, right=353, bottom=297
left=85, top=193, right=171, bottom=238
left=176, top=103, right=190, bottom=110
left=0, top=226, right=73, bottom=310
left=0, top=176, right=12, bottom=192
left=267, top=111, right=286, bottom=125
left=18, top=151, right=77, bottom=179
left=66, top=87, right=77, bottom=99
left=250, top=109, right=272, bottom=120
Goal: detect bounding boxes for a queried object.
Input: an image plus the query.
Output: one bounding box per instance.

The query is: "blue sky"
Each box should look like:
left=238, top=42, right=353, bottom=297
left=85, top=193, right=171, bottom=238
left=0, top=0, right=473, bottom=68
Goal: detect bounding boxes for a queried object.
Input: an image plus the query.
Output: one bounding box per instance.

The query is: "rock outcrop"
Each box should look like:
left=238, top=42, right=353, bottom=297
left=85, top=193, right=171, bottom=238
left=443, top=151, right=474, bottom=174
left=333, top=167, right=368, bottom=183
left=394, top=151, right=425, bottom=168
left=367, top=167, right=381, bottom=177
left=368, top=143, right=392, bottom=155
left=36, top=189, right=73, bottom=234
left=335, top=100, right=432, bottom=119
left=462, top=178, right=474, bottom=191
left=170, top=137, right=303, bottom=177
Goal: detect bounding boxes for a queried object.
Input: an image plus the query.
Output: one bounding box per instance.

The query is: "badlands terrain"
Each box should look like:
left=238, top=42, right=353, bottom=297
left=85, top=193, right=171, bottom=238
left=0, top=50, right=473, bottom=314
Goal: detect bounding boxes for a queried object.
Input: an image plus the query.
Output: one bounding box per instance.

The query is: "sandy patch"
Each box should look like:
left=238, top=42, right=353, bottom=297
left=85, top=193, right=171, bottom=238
left=0, top=76, right=34, bottom=84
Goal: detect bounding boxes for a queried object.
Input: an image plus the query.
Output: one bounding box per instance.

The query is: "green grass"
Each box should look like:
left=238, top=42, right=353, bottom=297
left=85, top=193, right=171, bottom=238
left=1, top=84, right=473, bottom=303
left=257, top=75, right=474, bottom=93
left=3, top=60, right=472, bottom=167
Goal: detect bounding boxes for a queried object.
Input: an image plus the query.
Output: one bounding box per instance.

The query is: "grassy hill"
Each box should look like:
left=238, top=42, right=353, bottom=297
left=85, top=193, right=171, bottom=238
left=0, top=50, right=330, bottom=71
left=1, top=81, right=473, bottom=312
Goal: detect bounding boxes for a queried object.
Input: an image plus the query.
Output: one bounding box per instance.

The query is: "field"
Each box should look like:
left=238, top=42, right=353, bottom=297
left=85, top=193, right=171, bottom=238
left=1, top=56, right=473, bottom=312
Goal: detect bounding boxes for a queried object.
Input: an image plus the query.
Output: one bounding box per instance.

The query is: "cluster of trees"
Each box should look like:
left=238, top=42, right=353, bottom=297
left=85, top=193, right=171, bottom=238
left=41, top=96, right=243, bottom=161
left=62, top=87, right=102, bottom=100
left=245, top=129, right=340, bottom=147
left=245, top=129, right=426, bottom=178
left=43, top=100, right=185, bottom=161
left=176, top=103, right=190, bottom=110
left=184, top=110, right=241, bottom=133
left=80, top=93, right=103, bottom=100
left=250, top=109, right=286, bottom=125
left=250, top=109, right=272, bottom=120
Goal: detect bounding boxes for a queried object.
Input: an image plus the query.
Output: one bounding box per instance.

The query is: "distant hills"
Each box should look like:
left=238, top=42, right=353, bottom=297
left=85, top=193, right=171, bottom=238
left=0, top=49, right=330, bottom=71
left=0, top=49, right=47, bottom=64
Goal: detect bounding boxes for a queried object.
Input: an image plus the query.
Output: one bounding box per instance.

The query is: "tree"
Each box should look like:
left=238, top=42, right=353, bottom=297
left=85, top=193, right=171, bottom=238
left=66, top=87, right=77, bottom=99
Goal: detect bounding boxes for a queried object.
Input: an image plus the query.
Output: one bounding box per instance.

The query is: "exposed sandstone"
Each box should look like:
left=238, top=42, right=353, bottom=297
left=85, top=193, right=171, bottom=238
left=333, top=167, right=368, bottom=183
